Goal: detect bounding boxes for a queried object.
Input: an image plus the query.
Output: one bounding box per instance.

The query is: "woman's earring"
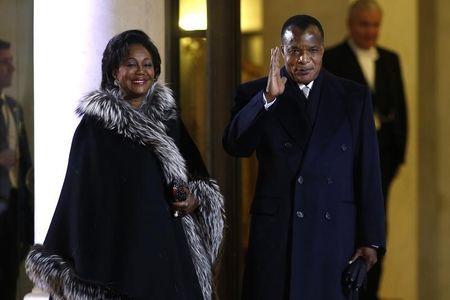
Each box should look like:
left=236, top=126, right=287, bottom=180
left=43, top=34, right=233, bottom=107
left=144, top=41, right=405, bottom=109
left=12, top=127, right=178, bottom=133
left=114, top=79, right=120, bottom=87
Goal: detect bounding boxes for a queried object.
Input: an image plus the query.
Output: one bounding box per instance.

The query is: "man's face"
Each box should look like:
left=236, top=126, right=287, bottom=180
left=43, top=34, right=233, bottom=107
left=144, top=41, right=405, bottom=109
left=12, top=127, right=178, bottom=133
left=281, top=25, right=324, bottom=85
left=0, top=48, right=15, bottom=90
left=348, top=9, right=382, bottom=49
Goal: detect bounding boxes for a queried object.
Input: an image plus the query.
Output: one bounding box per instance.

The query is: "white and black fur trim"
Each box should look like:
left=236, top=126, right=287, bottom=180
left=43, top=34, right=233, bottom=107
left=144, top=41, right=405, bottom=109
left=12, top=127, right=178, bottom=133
left=26, top=245, right=132, bottom=300
left=182, top=179, right=225, bottom=299
left=189, top=179, right=226, bottom=263
left=76, top=82, right=187, bottom=184
left=26, top=82, right=225, bottom=300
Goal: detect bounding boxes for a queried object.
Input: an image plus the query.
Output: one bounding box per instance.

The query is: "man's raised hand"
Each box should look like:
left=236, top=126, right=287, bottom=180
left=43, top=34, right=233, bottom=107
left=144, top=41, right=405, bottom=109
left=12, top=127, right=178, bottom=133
left=264, top=46, right=287, bottom=102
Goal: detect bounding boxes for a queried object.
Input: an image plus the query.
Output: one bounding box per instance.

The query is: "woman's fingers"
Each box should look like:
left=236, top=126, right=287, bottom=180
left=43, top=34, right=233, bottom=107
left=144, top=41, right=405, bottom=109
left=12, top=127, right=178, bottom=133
left=171, top=191, right=199, bottom=217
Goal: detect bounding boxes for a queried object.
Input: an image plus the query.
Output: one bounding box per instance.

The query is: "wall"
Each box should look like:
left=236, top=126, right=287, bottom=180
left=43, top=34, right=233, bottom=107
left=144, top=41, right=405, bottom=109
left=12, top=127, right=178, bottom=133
left=434, top=0, right=450, bottom=296
left=419, top=0, right=450, bottom=298
left=376, top=0, right=419, bottom=299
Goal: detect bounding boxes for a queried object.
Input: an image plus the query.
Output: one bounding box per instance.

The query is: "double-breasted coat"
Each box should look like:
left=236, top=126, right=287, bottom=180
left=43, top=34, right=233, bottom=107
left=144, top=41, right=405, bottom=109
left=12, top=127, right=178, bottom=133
left=223, top=69, right=385, bottom=300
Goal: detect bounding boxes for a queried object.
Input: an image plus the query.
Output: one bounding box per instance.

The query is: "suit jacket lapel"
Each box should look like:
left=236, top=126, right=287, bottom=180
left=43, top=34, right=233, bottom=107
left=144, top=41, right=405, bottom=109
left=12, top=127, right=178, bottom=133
left=301, top=71, right=346, bottom=170
left=343, top=41, right=367, bottom=86
left=374, top=50, right=385, bottom=108
left=272, top=68, right=311, bottom=150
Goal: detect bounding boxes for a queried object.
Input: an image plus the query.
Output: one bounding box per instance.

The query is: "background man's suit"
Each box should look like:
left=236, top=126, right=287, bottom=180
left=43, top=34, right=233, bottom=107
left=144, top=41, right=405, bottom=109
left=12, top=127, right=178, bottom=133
left=323, top=40, right=407, bottom=299
left=223, top=68, right=385, bottom=299
left=0, top=95, right=32, bottom=300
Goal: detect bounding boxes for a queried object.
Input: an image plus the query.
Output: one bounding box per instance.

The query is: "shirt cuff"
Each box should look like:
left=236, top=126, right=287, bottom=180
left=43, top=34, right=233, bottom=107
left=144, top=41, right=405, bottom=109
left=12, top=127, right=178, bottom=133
left=262, top=92, right=277, bottom=110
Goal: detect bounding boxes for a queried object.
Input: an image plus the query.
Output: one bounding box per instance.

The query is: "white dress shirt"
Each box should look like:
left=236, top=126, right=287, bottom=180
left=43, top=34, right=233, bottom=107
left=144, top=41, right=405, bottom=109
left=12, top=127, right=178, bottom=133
left=263, top=80, right=314, bottom=110
left=348, top=39, right=379, bottom=92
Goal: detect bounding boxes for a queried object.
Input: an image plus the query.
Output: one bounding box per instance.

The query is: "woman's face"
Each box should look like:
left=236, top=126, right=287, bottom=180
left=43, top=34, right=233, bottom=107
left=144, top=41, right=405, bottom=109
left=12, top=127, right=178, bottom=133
left=115, top=43, right=155, bottom=105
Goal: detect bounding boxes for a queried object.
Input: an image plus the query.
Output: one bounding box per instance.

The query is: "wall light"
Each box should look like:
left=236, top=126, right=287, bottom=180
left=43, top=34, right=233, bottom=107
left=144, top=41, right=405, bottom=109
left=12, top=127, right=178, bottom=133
left=179, top=0, right=207, bottom=31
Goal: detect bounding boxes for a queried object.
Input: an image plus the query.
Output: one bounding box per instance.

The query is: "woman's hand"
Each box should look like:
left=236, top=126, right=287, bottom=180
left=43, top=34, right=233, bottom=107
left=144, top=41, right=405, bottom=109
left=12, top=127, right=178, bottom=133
left=171, top=186, right=199, bottom=217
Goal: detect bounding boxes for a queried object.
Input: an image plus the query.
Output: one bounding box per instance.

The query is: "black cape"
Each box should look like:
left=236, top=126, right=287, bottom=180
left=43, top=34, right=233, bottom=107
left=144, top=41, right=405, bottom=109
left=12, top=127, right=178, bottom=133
left=26, top=83, right=225, bottom=300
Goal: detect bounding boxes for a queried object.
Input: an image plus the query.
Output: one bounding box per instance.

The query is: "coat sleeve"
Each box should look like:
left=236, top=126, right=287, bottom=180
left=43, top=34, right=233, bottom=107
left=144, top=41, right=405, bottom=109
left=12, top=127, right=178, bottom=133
left=354, top=88, right=386, bottom=254
left=222, top=84, right=269, bottom=157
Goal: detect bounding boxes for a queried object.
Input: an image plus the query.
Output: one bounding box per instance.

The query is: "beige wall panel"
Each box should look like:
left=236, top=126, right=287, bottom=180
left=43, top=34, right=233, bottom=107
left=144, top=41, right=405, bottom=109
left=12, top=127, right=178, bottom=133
left=435, top=0, right=450, bottom=296
left=418, top=0, right=438, bottom=299
left=376, top=1, right=419, bottom=300
left=419, top=0, right=450, bottom=298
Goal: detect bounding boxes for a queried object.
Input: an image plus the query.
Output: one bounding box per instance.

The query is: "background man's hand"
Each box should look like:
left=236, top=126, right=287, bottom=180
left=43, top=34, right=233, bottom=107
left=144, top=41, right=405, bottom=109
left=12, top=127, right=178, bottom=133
left=265, top=46, right=287, bottom=102
left=0, top=149, right=16, bottom=168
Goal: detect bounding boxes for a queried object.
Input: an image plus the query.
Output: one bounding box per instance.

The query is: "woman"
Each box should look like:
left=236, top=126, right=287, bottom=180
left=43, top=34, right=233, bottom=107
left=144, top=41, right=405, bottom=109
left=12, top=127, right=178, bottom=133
left=25, top=30, right=224, bottom=300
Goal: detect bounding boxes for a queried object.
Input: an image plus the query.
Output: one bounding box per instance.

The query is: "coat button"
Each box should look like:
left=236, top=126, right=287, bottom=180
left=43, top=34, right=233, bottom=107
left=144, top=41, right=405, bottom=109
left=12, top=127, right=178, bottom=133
left=324, top=211, right=332, bottom=220
left=327, top=177, right=333, bottom=184
left=297, top=176, right=304, bottom=184
left=296, top=211, right=304, bottom=218
left=284, top=142, right=292, bottom=148
left=341, top=144, right=351, bottom=152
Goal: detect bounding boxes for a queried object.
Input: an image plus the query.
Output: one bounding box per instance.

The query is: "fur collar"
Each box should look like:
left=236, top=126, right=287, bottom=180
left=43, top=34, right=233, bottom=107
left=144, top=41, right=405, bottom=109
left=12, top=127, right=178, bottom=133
left=76, top=82, right=188, bottom=184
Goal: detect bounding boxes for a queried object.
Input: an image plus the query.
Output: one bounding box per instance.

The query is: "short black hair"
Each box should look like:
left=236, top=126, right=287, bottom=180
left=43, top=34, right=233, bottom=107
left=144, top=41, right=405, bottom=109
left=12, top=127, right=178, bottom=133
left=0, top=39, right=11, bottom=50
left=101, top=30, right=161, bottom=90
left=280, top=15, right=324, bottom=43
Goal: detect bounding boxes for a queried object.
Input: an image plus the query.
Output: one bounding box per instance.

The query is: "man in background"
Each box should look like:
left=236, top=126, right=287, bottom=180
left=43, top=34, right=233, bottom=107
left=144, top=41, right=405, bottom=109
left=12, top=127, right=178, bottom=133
left=0, top=38, right=32, bottom=300
left=323, top=1, right=408, bottom=299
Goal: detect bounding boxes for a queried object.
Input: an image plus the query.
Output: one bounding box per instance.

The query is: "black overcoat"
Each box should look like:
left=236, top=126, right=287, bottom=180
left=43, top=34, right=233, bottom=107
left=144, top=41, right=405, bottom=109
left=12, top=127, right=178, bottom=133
left=26, top=83, right=225, bottom=300
left=223, top=69, right=385, bottom=300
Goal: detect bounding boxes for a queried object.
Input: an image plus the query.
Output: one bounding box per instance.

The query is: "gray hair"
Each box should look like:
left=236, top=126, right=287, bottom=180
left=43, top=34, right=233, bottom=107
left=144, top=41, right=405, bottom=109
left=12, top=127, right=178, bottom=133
left=349, top=0, right=383, bottom=19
